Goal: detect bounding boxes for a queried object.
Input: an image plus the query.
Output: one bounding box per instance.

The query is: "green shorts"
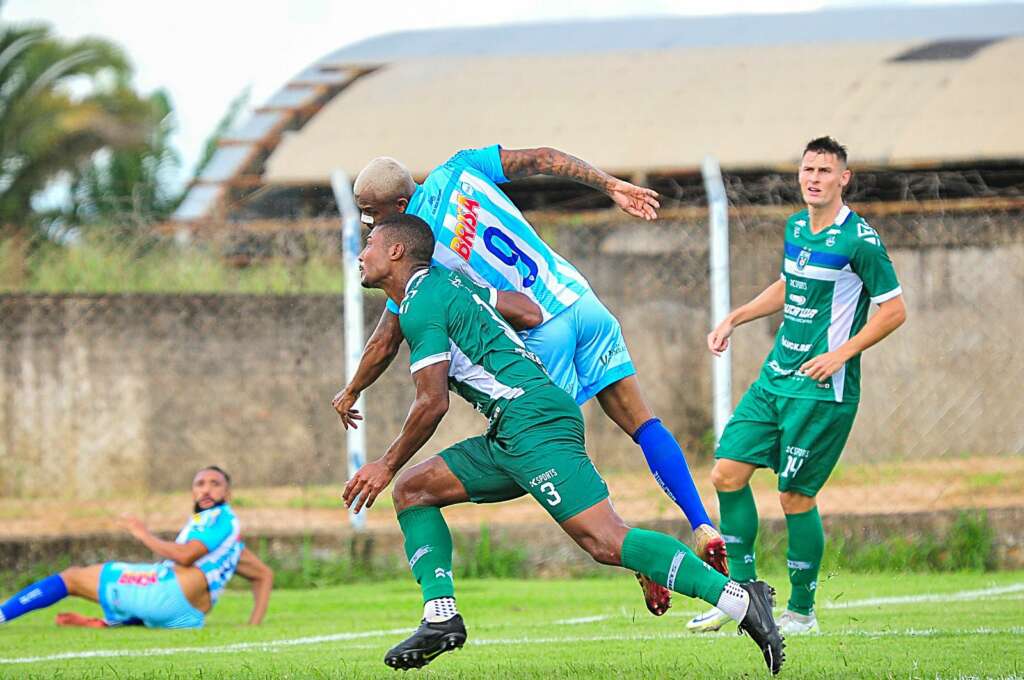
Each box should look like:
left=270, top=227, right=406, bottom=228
left=439, top=385, right=609, bottom=523
left=715, top=383, right=858, bottom=496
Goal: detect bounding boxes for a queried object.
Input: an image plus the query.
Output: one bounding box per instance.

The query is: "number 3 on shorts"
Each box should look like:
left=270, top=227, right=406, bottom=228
left=539, top=482, right=561, bottom=506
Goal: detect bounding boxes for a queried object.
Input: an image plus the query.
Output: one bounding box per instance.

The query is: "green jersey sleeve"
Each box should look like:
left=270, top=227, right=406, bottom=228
left=850, top=221, right=902, bottom=303
left=399, top=289, right=451, bottom=374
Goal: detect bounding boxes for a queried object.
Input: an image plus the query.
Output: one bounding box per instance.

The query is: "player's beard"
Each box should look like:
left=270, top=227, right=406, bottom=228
left=194, top=499, right=227, bottom=514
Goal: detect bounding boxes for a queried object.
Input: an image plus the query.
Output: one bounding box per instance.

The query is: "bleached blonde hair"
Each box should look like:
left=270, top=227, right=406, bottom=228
left=354, top=157, right=415, bottom=201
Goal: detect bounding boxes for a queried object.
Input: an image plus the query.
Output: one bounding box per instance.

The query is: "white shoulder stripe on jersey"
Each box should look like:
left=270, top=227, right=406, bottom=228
left=870, top=285, right=903, bottom=304
left=410, top=352, right=451, bottom=374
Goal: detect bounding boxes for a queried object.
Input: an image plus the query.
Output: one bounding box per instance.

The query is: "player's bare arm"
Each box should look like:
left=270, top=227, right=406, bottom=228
left=500, top=147, right=660, bottom=220
left=234, top=547, right=274, bottom=625
left=118, top=515, right=209, bottom=566
left=342, top=361, right=451, bottom=513
left=707, top=278, right=786, bottom=356
left=801, top=295, right=907, bottom=381
left=332, top=309, right=404, bottom=428
left=495, top=290, right=542, bottom=330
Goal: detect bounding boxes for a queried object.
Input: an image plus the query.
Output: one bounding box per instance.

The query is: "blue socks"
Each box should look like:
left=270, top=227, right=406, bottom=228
left=0, top=574, right=69, bottom=623
left=633, top=418, right=713, bottom=530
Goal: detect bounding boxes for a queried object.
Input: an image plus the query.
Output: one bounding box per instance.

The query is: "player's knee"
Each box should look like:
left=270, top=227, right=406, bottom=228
left=391, top=469, right=433, bottom=512
left=710, top=462, right=743, bottom=491
left=58, top=567, right=82, bottom=594
left=779, top=491, right=816, bottom=514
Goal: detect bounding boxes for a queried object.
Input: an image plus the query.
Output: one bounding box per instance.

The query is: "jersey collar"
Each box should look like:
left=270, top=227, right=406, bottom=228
left=403, top=268, right=430, bottom=298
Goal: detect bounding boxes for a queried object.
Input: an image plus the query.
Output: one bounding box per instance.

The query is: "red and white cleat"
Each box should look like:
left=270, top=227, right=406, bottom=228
left=694, top=524, right=730, bottom=576
left=635, top=572, right=671, bottom=616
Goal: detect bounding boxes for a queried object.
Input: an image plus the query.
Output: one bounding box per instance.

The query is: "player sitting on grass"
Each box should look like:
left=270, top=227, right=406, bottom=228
left=687, top=136, right=907, bottom=636
left=340, top=213, right=785, bottom=674
left=333, top=145, right=729, bottom=616
left=0, top=466, right=273, bottom=629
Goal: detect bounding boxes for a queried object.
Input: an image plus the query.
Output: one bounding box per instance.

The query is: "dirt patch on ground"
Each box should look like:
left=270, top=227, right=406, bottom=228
left=0, top=456, right=1020, bottom=539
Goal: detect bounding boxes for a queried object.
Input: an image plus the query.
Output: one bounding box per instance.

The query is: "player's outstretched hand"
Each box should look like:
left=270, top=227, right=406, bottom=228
left=342, top=460, right=395, bottom=514
left=331, top=388, right=364, bottom=430
left=707, top=319, right=735, bottom=356
left=117, top=514, right=149, bottom=540
left=609, top=179, right=660, bottom=221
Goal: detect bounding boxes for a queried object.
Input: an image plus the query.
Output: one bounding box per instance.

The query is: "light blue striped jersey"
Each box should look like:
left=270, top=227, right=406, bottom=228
left=165, top=503, right=243, bottom=605
left=384, top=145, right=590, bottom=322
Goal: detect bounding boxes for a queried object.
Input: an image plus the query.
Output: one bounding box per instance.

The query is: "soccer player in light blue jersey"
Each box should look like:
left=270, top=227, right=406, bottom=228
left=0, top=466, right=274, bottom=629
left=332, top=145, right=727, bottom=614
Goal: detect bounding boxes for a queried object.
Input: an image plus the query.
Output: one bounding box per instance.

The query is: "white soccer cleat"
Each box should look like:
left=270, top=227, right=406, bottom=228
left=686, top=606, right=733, bottom=633
left=776, top=609, right=820, bottom=635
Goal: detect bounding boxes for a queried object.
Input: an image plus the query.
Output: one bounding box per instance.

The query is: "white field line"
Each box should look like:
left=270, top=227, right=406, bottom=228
left=2, top=583, right=1022, bottom=666
left=822, top=583, right=1024, bottom=609
left=6, top=625, right=1021, bottom=665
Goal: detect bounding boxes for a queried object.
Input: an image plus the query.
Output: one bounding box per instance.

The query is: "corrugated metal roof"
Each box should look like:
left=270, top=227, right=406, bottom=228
left=317, top=3, right=1024, bottom=64
left=264, top=36, right=1024, bottom=182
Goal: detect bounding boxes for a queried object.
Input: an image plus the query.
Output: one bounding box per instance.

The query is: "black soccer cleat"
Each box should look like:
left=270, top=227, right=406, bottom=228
left=737, top=581, right=786, bottom=675
left=384, top=614, right=467, bottom=670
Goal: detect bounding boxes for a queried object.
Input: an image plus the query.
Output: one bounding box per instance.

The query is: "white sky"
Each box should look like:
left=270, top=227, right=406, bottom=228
left=1, top=0, right=1008, bottom=191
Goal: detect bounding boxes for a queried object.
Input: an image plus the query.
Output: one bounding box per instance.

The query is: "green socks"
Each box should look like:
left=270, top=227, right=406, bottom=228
left=717, top=486, right=759, bottom=582
left=397, top=506, right=455, bottom=602
left=621, top=528, right=728, bottom=605
left=785, top=506, right=824, bottom=615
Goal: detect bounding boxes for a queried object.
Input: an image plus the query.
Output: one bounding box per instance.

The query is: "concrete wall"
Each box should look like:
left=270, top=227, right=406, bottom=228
left=1, top=211, right=1021, bottom=497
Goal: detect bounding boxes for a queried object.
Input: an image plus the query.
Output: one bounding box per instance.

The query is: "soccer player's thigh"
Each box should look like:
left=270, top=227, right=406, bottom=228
left=522, top=308, right=582, bottom=400
left=776, top=397, right=858, bottom=496
left=497, top=392, right=610, bottom=523
left=570, top=292, right=636, bottom=405
left=437, top=436, right=527, bottom=506
left=714, top=384, right=783, bottom=480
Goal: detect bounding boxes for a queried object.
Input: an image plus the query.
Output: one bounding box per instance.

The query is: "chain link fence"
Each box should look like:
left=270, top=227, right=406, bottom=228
left=0, top=172, right=1021, bottom=538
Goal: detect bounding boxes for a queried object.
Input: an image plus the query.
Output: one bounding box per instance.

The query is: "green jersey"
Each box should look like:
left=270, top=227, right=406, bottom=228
left=399, top=267, right=550, bottom=427
left=756, top=206, right=902, bottom=403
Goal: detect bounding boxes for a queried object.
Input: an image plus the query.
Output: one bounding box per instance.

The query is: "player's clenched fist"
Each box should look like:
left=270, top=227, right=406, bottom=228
left=342, top=460, right=395, bottom=513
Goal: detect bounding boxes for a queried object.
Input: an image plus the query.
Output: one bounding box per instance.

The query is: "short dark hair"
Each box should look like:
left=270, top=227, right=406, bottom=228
left=375, top=213, right=435, bottom=264
left=198, top=465, right=231, bottom=486
left=803, top=136, right=848, bottom=165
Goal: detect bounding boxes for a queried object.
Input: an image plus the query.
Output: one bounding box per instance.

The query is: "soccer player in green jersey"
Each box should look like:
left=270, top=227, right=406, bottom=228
left=687, top=137, right=907, bottom=636
left=342, top=213, right=785, bottom=673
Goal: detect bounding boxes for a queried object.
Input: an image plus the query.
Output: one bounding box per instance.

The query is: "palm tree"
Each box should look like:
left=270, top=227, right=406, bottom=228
left=0, top=22, right=153, bottom=233
left=68, top=88, right=181, bottom=230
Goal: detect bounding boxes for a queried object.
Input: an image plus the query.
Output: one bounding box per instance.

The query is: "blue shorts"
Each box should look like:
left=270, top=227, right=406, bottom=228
left=523, top=290, right=636, bottom=404
left=98, top=562, right=205, bottom=629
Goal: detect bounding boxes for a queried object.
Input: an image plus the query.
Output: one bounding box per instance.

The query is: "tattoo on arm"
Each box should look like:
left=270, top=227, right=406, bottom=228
left=501, top=147, right=614, bottom=192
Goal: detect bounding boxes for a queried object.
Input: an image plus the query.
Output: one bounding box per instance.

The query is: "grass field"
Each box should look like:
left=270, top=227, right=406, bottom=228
left=1, top=571, right=1021, bottom=679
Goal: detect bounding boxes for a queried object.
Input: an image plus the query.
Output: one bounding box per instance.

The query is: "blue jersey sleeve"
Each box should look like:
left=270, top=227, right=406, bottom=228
left=446, top=145, right=508, bottom=184
left=186, top=507, right=234, bottom=552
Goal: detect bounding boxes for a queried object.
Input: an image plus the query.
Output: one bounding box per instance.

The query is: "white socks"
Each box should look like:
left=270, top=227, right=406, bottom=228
left=716, top=581, right=750, bottom=622
left=423, top=597, right=458, bottom=623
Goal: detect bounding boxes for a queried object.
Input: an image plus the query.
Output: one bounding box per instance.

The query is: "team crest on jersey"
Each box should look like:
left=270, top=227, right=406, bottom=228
left=826, top=236, right=836, bottom=247
left=796, top=248, right=812, bottom=271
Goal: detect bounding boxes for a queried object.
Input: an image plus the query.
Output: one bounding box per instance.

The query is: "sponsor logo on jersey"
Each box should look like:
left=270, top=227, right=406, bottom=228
left=781, top=337, right=812, bottom=352
left=767, top=360, right=795, bottom=376
left=788, top=293, right=806, bottom=305
left=788, top=278, right=808, bottom=290
left=599, top=344, right=627, bottom=367
left=449, top=194, right=481, bottom=261
left=530, top=468, right=559, bottom=488
left=784, top=304, right=819, bottom=320
left=857, top=221, right=880, bottom=246
left=796, top=248, right=812, bottom=271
